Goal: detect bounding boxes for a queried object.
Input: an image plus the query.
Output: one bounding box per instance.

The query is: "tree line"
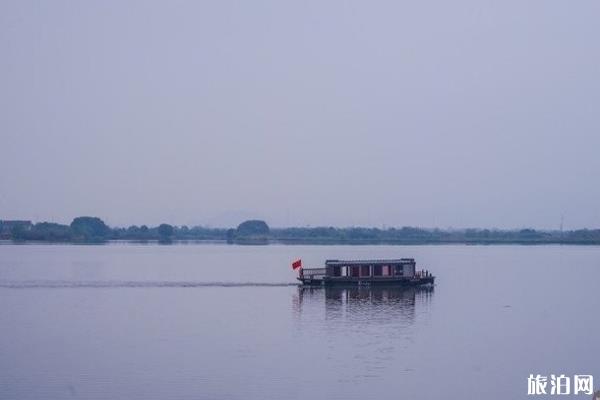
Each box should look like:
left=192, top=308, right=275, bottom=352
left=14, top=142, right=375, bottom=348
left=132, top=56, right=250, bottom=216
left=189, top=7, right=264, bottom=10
left=3, top=217, right=600, bottom=244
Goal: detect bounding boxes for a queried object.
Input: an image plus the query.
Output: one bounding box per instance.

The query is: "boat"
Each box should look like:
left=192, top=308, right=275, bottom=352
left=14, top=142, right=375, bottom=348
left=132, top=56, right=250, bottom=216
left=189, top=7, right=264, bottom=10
left=297, top=258, right=434, bottom=287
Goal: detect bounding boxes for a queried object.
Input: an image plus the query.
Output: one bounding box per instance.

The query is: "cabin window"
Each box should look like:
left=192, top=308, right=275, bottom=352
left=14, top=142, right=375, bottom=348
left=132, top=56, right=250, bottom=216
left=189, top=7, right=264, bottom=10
left=382, top=265, right=390, bottom=276
left=373, top=265, right=383, bottom=276
left=360, top=265, right=370, bottom=277
left=333, top=266, right=341, bottom=276
left=394, top=265, right=403, bottom=276
left=351, top=266, right=360, bottom=277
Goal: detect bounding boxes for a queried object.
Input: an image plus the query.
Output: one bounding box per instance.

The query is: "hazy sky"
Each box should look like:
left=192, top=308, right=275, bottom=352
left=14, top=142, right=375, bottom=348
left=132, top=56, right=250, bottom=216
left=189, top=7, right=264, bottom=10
left=1, top=0, right=599, bottom=229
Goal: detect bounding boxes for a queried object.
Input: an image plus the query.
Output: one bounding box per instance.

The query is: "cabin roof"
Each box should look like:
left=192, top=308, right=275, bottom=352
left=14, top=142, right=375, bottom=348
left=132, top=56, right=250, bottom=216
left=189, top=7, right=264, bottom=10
left=325, top=258, right=414, bottom=266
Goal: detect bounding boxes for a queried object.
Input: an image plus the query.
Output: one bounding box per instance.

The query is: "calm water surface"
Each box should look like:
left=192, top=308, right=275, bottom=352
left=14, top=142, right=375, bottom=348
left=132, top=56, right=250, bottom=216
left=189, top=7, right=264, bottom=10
left=0, top=244, right=598, bottom=399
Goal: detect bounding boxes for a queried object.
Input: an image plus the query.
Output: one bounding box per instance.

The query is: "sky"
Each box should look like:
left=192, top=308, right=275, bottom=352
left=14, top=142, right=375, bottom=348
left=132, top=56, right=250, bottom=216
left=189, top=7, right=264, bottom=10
left=1, top=0, right=599, bottom=229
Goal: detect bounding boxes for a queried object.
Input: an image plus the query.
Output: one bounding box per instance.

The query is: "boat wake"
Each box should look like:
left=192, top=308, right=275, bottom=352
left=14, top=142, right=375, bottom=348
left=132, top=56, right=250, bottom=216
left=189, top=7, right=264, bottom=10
left=0, top=280, right=299, bottom=289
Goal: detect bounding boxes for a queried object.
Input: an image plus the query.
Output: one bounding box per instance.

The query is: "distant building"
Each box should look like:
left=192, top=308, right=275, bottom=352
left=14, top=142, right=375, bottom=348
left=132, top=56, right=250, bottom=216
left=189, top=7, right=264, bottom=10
left=0, top=220, right=32, bottom=239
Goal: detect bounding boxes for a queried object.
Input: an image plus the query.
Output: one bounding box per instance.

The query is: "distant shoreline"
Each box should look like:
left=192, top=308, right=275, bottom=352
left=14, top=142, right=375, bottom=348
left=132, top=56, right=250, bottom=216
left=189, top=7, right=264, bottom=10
left=3, top=239, right=600, bottom=246
left=3, top=217, right=600, bottom=245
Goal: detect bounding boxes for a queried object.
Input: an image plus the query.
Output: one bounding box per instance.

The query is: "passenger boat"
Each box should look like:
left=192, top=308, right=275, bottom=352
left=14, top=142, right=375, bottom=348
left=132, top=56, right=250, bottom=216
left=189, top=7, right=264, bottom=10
left=297, top=258, right=434, bottom=287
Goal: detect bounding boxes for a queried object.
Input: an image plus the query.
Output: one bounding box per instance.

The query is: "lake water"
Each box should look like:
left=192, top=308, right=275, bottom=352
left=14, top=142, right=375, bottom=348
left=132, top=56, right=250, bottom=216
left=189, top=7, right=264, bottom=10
left=0, top=244, right=598, bottom=399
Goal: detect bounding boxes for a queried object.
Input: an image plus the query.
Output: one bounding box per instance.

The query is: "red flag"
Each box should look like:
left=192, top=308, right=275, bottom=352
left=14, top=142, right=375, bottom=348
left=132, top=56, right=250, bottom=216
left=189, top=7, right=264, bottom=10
left=292, top=259, right=302, bottom=270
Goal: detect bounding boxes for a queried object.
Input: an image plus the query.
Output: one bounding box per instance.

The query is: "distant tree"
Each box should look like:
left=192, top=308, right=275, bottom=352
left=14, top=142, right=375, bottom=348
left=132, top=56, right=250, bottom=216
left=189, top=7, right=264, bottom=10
left=70, top=216, right=110, bottom=241
left=236, top=220, right=270, bottom=237
left=158, top=223, right=174, bottom=239
left=518, top=228, right=540, bottom=240
left=226, top=228, right=236, bottom=243
left=31, top=222, right=71, bottom=241
left=10, top=224, right=28, bottom=240
left=465, top=228, right=478, bottom=238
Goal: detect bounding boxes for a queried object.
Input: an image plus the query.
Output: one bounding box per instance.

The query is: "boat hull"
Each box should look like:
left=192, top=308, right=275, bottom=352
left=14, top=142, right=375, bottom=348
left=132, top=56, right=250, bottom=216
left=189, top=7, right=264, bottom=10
left=298, top=276, right=434, bottom=287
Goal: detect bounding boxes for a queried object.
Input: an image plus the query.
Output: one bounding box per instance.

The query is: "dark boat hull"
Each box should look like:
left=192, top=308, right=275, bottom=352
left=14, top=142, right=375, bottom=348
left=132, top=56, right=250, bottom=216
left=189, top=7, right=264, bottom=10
left=298, top=276, right=434, bottom=287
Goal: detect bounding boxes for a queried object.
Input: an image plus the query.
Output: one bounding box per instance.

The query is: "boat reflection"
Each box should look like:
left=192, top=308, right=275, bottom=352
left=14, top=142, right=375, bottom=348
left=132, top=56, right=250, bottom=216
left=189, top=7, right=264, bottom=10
left=290, top=286, right=435, bottom=380
left=293, top=285, right=434, bottom=324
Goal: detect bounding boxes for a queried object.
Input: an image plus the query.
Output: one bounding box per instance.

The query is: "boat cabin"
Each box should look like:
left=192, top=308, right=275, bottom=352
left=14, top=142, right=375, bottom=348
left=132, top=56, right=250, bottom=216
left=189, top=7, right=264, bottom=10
left=326, top=259, right=416, bottom=278
left=298, top=258, right=433, bottom=286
